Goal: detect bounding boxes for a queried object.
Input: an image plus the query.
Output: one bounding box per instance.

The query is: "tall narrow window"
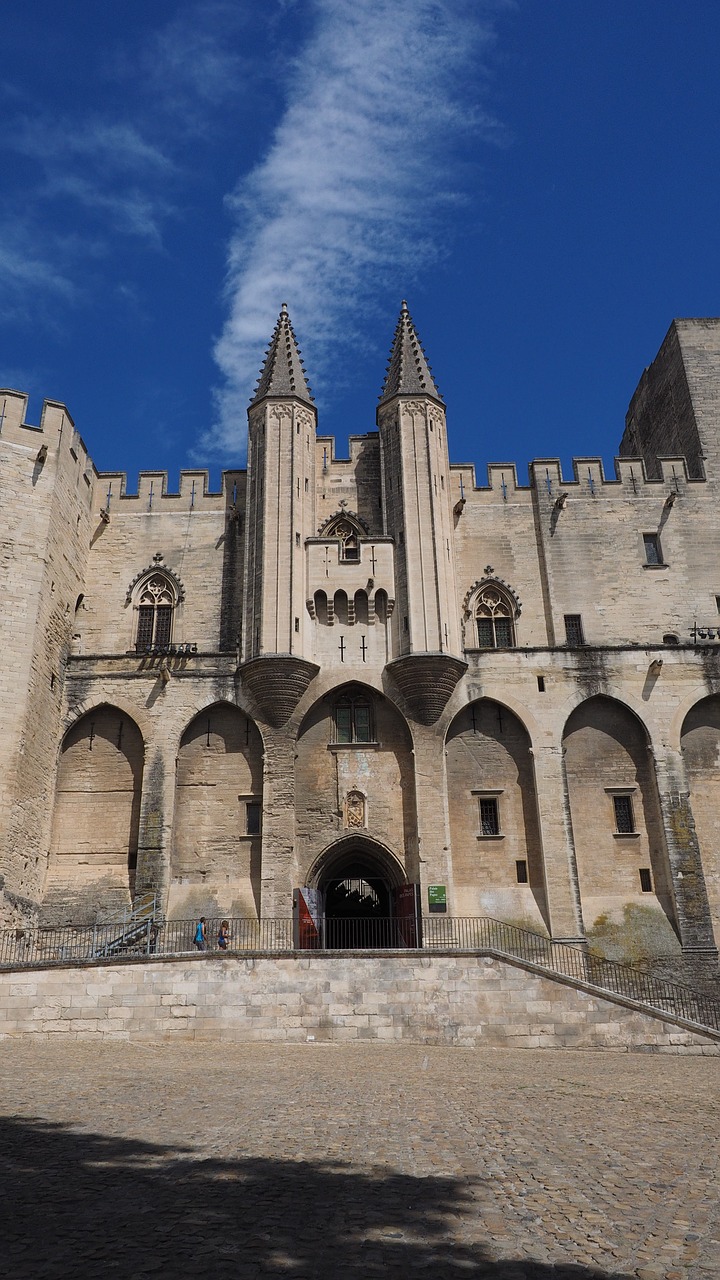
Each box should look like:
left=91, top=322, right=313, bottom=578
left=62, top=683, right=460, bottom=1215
left=246, top=801, right=261, bottom=835
left=643, top=533, right=662, bottom=565
left=478, top=797, right=500, bottom=835
left=613, top=794, right=635, bottom=834
left=136, top=576, right=175, bottom=652
left=564, top=614, right=585, bottom=646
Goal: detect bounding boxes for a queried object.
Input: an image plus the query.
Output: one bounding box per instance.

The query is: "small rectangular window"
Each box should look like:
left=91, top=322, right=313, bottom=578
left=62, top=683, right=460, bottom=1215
left=295, top=532, right=300, bottom=546
left=564, top=614, right=584, bottom=646
left=516, top=859, right=528, bottom=884
left=639, top=868, right=652, bottom=892
left=537, top=676, right=546, bottom=692
left=479, top=797, right=500, bottom=836
left=613, top=795, right=635, bottom=834
left=246, top=802, right=261, bottom=835
left=643, top=533, right=662, bottom=565
left=294, top=617, right=299, bottom=633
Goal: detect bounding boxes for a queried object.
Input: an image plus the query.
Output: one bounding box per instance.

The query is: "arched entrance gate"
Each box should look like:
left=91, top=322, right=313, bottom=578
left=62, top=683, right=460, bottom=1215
left=294, top=838, right=420, bottom=949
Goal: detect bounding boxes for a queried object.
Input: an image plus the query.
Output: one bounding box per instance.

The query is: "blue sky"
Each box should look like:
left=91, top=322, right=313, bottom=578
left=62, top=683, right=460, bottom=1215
left=2, top=1, right=719, bottom=487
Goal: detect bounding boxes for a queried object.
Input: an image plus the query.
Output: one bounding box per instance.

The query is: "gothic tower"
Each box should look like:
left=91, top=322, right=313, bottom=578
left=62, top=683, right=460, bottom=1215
left=377, top=302, right=466, bottom=723
left=241, top=304, right=319, bottom=726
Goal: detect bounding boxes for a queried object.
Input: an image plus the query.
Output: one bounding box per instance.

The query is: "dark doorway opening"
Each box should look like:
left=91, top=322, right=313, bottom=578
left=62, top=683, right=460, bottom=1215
left=324, top=873, right=392, bottom=947
left=321, top=852, right=403, bottom=948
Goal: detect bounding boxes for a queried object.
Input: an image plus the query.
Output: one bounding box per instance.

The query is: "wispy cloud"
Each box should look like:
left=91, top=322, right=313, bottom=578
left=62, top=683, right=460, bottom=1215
left=0, top=225, right=77, bottom=324
left=208, top=0, right=506, bottom=458
left=0, top=2, right=256, bottom=322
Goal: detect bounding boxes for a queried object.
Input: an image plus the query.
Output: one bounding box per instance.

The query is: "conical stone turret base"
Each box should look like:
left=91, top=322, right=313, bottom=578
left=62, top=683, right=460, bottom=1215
left=386, top=654, right=467, bottom=726
left=240, top=655, right=319, bottom=728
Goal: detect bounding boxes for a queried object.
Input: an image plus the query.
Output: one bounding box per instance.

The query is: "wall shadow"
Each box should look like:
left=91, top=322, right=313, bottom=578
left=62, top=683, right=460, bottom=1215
left=1, top=1115, right=633, bottom=1279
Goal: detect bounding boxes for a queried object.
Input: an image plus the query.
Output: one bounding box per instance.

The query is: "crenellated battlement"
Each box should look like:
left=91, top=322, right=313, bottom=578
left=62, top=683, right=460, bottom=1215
left=93, top=468, right=244, bottom=515
left=450, top=452, right=707, bottom=505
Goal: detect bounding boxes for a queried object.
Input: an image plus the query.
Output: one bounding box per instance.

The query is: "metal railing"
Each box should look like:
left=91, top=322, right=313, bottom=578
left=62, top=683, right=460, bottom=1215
left=1, top=913, right=719, bottom=1034
left=422, top=916, right=720, bottom=1032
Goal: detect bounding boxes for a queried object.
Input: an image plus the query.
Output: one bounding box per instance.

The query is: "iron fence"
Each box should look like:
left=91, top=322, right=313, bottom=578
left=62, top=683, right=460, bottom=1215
left=1, top=913, right=719, bottom=1034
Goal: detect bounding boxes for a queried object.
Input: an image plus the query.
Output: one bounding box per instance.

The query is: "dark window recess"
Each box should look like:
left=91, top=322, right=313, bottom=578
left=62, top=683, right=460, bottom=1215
left=516, top=859, right=528, bottom=884
left=639, top=867, right=652, bottom=893
left=613, top=795, right=635, bottom=834
left=663, top=633, right=680, bottom=645
left=137, top=605, right=154, bottom=650
left=294, top=617, right=300, bottom=633
left=564, top=614, right=585, bottom=646
left=246, top=802, right=261, bottom=835
left=479, top=797, right=500, bottom=836
left=643, top=533, right=662, bottom=565
left=537, top=676, right=546, bottom=692
left=334, top=696, right=373, bottom=744
left=477, top=616, right=514, bottom=648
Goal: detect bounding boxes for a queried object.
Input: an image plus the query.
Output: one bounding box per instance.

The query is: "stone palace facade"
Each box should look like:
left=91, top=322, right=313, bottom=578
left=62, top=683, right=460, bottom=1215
left=2, top=305, right=720, bottom=983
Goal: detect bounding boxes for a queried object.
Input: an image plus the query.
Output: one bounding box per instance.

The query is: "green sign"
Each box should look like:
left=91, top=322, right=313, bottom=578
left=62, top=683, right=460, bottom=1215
left=428, top=885, right=447, bottom=913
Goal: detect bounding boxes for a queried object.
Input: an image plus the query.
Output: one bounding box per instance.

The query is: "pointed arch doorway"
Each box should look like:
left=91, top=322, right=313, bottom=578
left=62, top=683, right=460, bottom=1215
left=296, top=837, right=419, bottom=949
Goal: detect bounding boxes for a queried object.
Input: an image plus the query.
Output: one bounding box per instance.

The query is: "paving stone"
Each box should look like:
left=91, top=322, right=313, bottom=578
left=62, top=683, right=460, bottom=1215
left=0, top=1042, right=718, bottom=1279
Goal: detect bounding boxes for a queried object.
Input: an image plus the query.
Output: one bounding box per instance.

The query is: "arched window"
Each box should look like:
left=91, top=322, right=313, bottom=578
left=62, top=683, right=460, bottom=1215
left=314, top=590, right=328, bottom=625
left=473, top=583, right=516, bottom=649
left=323, top=515, right=363, bottom=562
left=354, top=590, right=369, bottom=626
left=136, top=575, right=175, bottom=652
left=334, top=590, right=349, bottom=626
left=334, top=692, right=373, bottom=744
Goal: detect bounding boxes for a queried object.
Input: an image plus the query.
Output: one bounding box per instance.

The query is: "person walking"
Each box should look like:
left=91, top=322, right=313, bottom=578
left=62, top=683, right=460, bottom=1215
left=193, top=917, right=207, bottom=951
left=217, top=920, right=230, bottom=950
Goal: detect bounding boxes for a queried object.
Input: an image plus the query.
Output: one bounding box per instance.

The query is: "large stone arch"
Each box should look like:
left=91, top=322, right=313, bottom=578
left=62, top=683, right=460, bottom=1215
left=306, top=833, right=408, bottom=892
left=304, top=835, right=410, bottom=948
left=562, top=695, right=679, bottom=962
left=681, top=694, right=720, bottom=944
left=45, top=704, right=145, bottom=924
left=170, top=702, right=264, bottom=920
left=445, top=699, right=548, bottom=931
left=295, top=682, right=417, bottom=885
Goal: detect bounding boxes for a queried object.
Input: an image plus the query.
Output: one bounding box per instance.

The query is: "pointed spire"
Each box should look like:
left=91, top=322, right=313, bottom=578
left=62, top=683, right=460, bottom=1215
left=378, top=300, right=444, bottom=408
left=249, top=303, right=315, bottom=409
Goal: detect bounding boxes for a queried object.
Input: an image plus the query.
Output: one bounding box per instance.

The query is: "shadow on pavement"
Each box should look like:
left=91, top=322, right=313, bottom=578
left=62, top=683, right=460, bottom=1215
left=2, top=1115, right=633, bottom=1279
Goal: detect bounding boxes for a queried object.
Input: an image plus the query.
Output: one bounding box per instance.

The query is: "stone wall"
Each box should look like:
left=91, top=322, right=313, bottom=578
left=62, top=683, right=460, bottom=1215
left=1, top=953, right=718, bottom=1051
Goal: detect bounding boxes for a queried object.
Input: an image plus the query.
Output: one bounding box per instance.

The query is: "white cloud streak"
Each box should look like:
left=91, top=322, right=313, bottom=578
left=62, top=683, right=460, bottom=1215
left=209, top=0, right=505, bottom=458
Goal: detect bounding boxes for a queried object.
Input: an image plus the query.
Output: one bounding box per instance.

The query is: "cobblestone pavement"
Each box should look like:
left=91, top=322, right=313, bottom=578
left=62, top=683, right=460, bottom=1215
left=1, top=1042, right=718, bottom=1280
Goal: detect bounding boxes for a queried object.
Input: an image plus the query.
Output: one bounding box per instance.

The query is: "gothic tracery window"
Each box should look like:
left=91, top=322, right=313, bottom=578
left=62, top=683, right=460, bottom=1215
left=473, top=584, right=516, bottom=649
left=324, top=515, right=362, bottom=561
left=136, top=575, right=175, bottom=652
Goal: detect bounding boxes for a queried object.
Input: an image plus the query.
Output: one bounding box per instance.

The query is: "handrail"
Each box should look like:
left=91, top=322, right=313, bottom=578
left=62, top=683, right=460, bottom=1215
left=1, top=914, right=718, bottom=1034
